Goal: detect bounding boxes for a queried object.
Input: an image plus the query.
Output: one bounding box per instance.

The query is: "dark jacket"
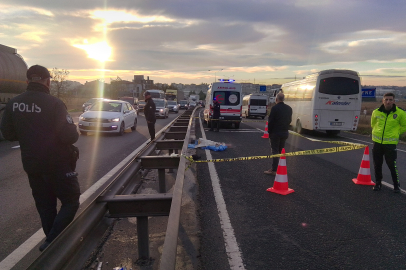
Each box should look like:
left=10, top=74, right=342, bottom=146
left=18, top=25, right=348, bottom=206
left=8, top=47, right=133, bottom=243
left=144, top=98, right=156, bottom=123
left=0, top=82, right=79, bottom=174
left=212, top=102, right=221, bottom=119
left=268, top=102, right=292, bottom=137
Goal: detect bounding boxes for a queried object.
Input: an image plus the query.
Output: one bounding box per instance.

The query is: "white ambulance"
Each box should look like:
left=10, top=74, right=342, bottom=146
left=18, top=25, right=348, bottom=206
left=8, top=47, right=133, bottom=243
left=204, top=79, right=242, bottom=129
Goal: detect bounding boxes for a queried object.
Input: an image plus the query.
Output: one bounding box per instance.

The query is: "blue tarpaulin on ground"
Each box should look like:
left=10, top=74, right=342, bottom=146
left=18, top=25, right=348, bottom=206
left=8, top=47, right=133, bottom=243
left=188, top=139, right=227, bottom=151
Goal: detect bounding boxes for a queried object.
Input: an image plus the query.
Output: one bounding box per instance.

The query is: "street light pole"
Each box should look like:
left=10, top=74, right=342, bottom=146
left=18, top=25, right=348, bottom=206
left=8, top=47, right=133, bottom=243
left=208, top=69, right=223, bottom=82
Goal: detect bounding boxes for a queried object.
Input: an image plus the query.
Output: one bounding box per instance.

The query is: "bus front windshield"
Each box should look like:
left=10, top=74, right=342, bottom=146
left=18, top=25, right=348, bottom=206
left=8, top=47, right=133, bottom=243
left=319, top=77, right=359, bottom=95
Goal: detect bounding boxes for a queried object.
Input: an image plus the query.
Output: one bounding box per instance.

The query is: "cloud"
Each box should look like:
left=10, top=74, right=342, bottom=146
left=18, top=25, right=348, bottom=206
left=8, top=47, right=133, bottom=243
left=2, top=0, right=406, bottom=86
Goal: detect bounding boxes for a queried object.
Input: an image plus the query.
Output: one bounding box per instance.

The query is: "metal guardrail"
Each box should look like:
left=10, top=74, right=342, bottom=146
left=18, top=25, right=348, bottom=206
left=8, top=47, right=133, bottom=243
left=159, top=107, right=195, bottom=270
left=27, top=108, right=197, bottom=269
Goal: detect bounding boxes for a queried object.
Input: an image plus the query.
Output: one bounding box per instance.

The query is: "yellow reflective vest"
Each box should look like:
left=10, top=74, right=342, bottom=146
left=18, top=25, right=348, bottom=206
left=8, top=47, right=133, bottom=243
left=371, top=105, right=406, bottom=144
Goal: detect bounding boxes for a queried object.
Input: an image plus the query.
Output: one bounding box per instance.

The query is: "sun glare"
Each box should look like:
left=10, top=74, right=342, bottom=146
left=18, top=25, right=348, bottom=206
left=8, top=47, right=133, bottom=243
left=73, top=40, right=112, bottom=62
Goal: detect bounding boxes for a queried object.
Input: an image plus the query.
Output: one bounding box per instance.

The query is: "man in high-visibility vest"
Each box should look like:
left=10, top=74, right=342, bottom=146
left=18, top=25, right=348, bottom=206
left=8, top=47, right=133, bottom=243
left=371, top=93, right=406, bottom=192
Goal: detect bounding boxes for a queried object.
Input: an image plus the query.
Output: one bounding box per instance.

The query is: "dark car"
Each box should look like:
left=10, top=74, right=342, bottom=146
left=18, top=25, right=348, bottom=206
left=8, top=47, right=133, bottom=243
left=179, top=100, right=188, bottom=109
left=82, top=98, right=105, bottom=112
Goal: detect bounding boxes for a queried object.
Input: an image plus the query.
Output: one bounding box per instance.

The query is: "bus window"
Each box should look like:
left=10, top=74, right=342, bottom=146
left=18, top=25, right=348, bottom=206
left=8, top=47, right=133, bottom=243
left=319, top=77, right=359, bottom=95
left=304, top=83, right=315, bottom=101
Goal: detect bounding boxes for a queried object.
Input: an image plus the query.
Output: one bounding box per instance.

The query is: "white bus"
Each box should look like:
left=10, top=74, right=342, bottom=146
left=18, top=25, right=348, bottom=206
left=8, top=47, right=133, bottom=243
left=242, top=94, right=268, bottom=119
left=281, top=69, right=362, bottom=135
left=146, top=89, right=165, bottom=99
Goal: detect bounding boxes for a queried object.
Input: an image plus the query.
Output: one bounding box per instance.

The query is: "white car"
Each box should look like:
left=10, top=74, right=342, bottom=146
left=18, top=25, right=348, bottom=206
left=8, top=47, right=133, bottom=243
left=78, top=100, right=138, bottom=136
left=153, top=98, right=169, bottom=118
left=167, top=101, right=179, bottom=113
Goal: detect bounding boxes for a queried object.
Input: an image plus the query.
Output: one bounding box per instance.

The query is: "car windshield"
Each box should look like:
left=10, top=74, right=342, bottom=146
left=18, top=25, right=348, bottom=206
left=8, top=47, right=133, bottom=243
left=139, top=101, right=146, bottom=105
left=168, top=101, right=177, bottom=105
left=90, top=102, right=122, bottom=112
left=155, top=100, right=165, bottom=107
left=180, top=101, right=187, bottom=104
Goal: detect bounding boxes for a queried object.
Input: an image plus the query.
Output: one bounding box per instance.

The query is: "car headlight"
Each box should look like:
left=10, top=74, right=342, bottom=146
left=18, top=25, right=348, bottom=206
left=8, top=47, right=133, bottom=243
left=160, top=109, right=163, bottom=112
left=79, top=116, right=84, bottom=120
left=108, top=118, right=120, bottom=122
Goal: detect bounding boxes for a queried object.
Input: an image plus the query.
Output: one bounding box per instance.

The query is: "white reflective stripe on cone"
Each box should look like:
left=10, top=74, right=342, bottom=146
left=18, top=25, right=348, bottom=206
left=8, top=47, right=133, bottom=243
left=359, top=167, right=371, bottom=175
left=278, top=159, right=286, bottom=166
left=275, top=174, right=288, bottom=183
left=363, top=154, right=369, bottom=161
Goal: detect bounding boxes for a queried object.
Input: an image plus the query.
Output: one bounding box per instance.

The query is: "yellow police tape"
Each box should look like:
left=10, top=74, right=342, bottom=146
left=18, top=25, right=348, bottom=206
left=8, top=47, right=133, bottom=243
left=183, top=143, right=366, bottom=164
left=194, top=117, right=266, bottom=122
left=184, top=127, right=367, bottom=164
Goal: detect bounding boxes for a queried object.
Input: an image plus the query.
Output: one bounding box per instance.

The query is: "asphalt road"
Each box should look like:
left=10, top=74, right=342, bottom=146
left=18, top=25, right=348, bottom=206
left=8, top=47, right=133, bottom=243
left=0, top=110, right=181, bottom=269
left=195, top=110, right=406, bottom=270
left=3, top=107, right=406, bottom=269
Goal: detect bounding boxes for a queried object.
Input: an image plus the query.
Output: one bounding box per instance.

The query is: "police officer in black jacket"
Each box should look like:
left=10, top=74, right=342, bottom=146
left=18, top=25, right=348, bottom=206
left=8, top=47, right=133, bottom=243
left=143, top=91, right=156, bottom=140
left=0, top=65, right=80, bottom=252
left=264, top=92, right=292, bottom=175
left=210, top=98, right=221, bottom=132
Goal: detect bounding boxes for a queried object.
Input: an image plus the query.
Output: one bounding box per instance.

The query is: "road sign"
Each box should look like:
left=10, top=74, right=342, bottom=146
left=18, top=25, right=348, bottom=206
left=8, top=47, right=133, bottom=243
left=362, top=88, right=376, bottom=98
left=260, top=85, right=266, bottom=92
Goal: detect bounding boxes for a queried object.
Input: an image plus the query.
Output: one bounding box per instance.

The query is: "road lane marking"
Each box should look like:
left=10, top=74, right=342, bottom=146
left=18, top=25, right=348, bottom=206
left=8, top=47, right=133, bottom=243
left=198, top=111, right=246, bottom=270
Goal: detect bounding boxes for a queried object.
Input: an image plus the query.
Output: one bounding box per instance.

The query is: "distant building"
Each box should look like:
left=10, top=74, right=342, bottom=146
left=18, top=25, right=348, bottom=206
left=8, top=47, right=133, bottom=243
left=82, top=80, right=110, bottom=98
left=133, top=75, right=154, bottom=98
left=375, top=88, right=401, bottom=98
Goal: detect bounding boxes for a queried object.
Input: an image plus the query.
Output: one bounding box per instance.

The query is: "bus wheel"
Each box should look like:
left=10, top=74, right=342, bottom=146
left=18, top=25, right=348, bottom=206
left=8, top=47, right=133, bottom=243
left=234, top=122, right=240, bottom=129
left=326, top=130, right=340, bottom=136
left=296, top=120, right=303, bottom=134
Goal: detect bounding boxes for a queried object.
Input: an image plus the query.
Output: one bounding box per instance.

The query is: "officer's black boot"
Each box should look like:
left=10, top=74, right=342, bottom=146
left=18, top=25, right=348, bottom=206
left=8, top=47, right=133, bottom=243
left=394, top=182, right=400, bottom=193
left=373, top=181, right=382, bottom=191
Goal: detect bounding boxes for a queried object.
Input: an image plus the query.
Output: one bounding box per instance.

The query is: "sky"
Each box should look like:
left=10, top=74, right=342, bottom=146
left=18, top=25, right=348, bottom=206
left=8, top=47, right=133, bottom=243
left=1, top=0, right=406, bottom=86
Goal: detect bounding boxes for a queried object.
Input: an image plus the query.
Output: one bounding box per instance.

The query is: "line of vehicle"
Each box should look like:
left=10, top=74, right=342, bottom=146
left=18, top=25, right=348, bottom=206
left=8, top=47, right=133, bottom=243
left=198, top=112, right=246, bottom=270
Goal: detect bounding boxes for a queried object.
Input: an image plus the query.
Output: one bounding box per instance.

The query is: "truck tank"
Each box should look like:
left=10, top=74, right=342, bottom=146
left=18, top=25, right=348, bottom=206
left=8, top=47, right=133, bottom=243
left=0, top=44, right=28, bottom=99
left=0, top=44, right=28, bottom=140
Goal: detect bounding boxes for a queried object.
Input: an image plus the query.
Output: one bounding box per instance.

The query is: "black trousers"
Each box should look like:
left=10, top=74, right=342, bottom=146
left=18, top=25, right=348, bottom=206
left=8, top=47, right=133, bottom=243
left=269, top=135, right=288, bottom=171
left=28, top=171, right=80, bottom=243
left=147, top=122, right=155, bottom=140
left=372, top=142, right=399, bottom=186
left=210, top=118, right=220, bottom=131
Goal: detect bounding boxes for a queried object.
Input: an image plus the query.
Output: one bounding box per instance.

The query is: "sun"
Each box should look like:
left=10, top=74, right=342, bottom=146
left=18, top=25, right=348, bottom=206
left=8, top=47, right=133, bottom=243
left=73, top=40, right=112, bottom=62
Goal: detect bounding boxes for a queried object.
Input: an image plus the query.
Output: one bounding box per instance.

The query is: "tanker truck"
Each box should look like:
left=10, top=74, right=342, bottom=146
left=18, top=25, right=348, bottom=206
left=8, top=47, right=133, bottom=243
left=0, top=44, right=28, bottom=140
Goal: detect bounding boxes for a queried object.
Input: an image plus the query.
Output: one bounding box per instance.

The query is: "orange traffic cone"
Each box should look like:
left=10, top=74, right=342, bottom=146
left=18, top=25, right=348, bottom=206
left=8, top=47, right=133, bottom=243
left=352, top=146, right=375, bottom=185
left=267, top=149, right=294, bottom=195
left=261, top=121, right=269, bottom=139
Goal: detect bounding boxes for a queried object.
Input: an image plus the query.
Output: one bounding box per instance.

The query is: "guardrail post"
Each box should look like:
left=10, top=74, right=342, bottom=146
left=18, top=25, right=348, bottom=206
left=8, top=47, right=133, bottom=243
left=158, top=168, right=166, bottom=193
left=168, top=150, right=174, bottom=173
left=137, top=216, right=149, bottom=259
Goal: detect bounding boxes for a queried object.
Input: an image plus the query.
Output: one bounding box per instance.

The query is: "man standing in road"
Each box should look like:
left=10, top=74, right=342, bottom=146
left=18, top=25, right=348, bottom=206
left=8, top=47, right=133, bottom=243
left=209, top=98, right=221, bottom=132
left=371, top=93, right=406, bottom=192
left=144, top=91, right=156, bottom=140
left=0, top=65, right=81, bottom=251
left=264, top=92, right=292, bottom=176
